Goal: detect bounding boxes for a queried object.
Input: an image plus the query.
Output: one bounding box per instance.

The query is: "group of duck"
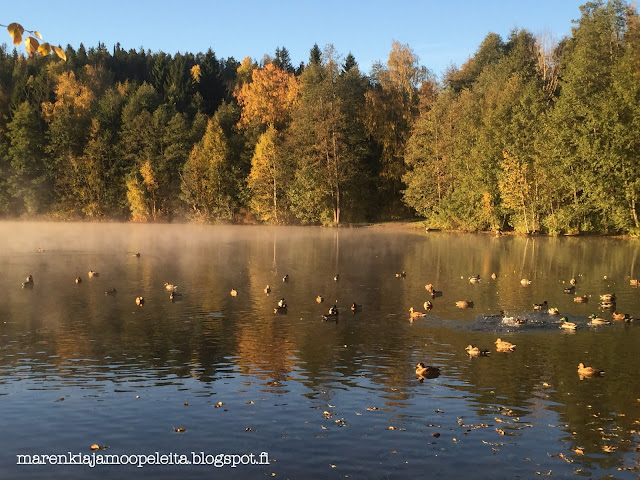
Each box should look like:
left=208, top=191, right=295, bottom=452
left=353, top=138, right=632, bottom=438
left=268, top=273, right=362, bottom=322
left=412, top=273, right=633, bottom=382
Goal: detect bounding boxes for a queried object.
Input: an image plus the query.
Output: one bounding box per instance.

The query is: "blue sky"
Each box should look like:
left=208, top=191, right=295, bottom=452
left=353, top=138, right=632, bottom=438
left=3, top=1, right=593, bottom=78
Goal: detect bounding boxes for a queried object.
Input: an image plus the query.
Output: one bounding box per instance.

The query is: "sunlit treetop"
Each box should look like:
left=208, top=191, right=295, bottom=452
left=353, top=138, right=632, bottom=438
left=2, top=22, right=66, bottom=60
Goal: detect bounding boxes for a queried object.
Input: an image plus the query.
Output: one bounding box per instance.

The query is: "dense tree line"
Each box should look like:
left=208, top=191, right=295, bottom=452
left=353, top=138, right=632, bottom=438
left=1, top=0, right=639, bottom=234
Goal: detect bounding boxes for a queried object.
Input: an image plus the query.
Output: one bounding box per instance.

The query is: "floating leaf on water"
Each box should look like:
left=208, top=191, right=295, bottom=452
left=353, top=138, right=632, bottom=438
left=573, top=447, right=584, bottom=455
left=90, top=444, right=100, bottom=450
left=214, top=401, right=223, bottom=408
left=184, top=402, right=189, bottom=406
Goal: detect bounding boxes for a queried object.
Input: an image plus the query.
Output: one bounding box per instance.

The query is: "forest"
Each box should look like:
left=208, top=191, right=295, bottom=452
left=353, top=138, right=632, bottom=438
left=1, top=0, right=639, bottom=234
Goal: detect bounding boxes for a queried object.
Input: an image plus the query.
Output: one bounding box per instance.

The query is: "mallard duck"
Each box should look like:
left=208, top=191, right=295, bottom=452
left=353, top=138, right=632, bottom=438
left=135, top=296, right=144, bottom=306
left=351, top=303, right=362, bottom=313
left=520, top=278, right=531, bottom=286
left=630, top=278, right=638, bottom=287
left=316, top=295, right=324, bottom=303
left=274, top=298, right=288, bottom=314
left=563, top=286, right=575, bottom=294
left=469, top=275, right=481, bottom=284
left=423, top=301, right=433, bottom=311
left=573, top=295, right=588, bottom=303
left=456, top=300, right=473, bottom=308
left=612, top=312, right=630, bottom=321
left=37, top=247, right=45, bottom=253
left=548, top=307, right=559, bottom=315
left=465, top=345, right=490, bottom=356
left=88, top=270, right=99, bottom=278
left=425, top=284, right=443, bottom=297
left=105, top=288, right=117, bottom=296
left=560, top=316, right=577, bottom=330
left=533, top=301, right=548, bottom=310
left=599, top=300, right=616, bottom=309
left=570, top=278, right=577, bottom=286
left=282, top=274, right=289, bottom=282
left=588, top=314, right=610, bottom=325
left=491, top=273, right=497, bottom=280
left=577, top=362, right=604, bottom=378
left=409, top=307, right=428, bottom=318
left=323, top=304, right=339, bottom=321
left=75, top=276, right=82, bottom=284
left=230, top=289, right=238, bottom=297
left=164, top=283, right=178, bottom=292
left=515, top=317, right=527, bottom=325
left=170, top=291, right=182, bottom=302
left=599, top=293, right=616, bottom=302
left=415, top=362, right=441, bottom=378
left=264, top=285, right=271, bottom=294
left=22, top=274, right=34, bottom=288
left=133, top=252, right=140, bottom=257
left=495, top=338, right=516, bottom=351
left=396, top=271, right=406, bottom=278
left=334, top=274, right=340, bottom=282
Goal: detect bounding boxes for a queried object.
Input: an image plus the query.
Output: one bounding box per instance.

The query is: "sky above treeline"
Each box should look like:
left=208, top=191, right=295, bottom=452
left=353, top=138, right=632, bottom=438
left=4, top=0, right=598, bottom=77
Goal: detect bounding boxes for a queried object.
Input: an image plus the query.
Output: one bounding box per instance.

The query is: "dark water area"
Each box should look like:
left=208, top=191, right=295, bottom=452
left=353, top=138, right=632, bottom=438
left=1, top=222, right=639, bottom=479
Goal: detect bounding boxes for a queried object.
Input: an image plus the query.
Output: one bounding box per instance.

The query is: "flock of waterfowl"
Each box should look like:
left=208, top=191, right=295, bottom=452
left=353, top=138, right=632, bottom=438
left=20, top=250, right=633, bottom=385
left=410, top=272, right=636, bottom=383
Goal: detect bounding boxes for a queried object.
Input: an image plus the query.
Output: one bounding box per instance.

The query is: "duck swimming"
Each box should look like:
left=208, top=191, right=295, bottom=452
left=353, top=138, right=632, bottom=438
left=274, top=298, right=288, bottom=314
left=469, top=275, right=481, bottom=284
left=264, top=285, right=271, bottom=294
left=563, top=286, right=575, bottom=294
left=409, top=307, right=428, bottom=319
left=548, top=307, right=560, bottom=315
left=415, top=362, right=441, bottom=379
left=560, top=316, right=577, bottom=330
left=520, top=278, right=531, bottom=286
left=456, top=300, right=473, bottom=308
left=323, top=305, right=339, bottom=322
left=495, top=338, right=516, bottom=351
left=22, top=274, right=34, bottom=288
left=588, top=314, right=610, bottom=326
left=164, top=283, right=178, bottom=292
left=170, top=292, right=183, bottom=302
left=351, top=303, right=362, bottom=313
left=577, top=362, right=604, bottom=378
left=425, top=284, right=443, bottom=297
left=230, top=289, right=238, bottom=297
left=282, top=274, right=289, bottom=282
left=88, top=270, right=99, bottom=278
left=599, top=293, right=616, bottom=302
left=316, top=295, right=324, bottom=303
left=573, top=295, right=588, bottom=303
left=533, top=301, right=548, bottom=310
left=396, top=271, right=406, bottom=278
left=75, top=276, right=82, bottom=284
left=135, top=296, right=144, bottom=306
left=612, top=312, right=631, bottom=321
left=105, top=289, right=117, bottom=296
left=423, top=301, right=433, bottom=311
left=465, top=345, right=490, bottom=357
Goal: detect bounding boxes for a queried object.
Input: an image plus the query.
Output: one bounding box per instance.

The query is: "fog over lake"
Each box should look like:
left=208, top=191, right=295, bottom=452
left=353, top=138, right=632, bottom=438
left=1, top=222, right=639, bottom=479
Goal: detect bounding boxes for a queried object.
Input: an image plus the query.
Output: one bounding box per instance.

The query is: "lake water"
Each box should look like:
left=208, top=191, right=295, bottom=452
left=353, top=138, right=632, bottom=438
left=1, top=222, right=639, bottom=479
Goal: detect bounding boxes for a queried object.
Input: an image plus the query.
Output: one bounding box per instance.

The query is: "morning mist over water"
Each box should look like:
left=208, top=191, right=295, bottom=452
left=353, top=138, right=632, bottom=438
left=1, top=222, right=640, bottom=479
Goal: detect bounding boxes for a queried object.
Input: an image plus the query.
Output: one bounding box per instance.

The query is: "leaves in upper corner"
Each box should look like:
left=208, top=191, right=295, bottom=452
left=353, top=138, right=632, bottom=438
left=7, top=22, right=24, bottom=46
left=24, top=36, right=40, bottom=56
left=38, top=42, right=52, bottom=56
left=52, top=45, right=66, bottom=61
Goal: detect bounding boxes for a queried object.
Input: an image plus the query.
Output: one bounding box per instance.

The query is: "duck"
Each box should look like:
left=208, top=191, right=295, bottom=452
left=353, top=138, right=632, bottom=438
left=588, top=314, right=611, bottom=326
left=104, top=288, right=117, bottom=296
left=559, top=316, right=577, bottom=330
left=456, top=300, right=473, bottom=308
left=75, top=276, right=82, bottom=284
left=577, top=362, right=604, bottom=378
left=491, top=273, right=497, bottom=280
left=469, top=275, right=481, bottom=284
left=22, top=274, right=34, bottom=288
left=465, top=345, right=490, bottom=357
left=533, top=301, right=548, bottom=310
left=282, top=274, right=289, bottom=282
left=334, top=274, right=340, bottom=282
left=164, top=283, right=178, bottom=292
left=573, top=295, right=588, bottom=303
left=599, top=300, right=616, bottom=309
left=630, top=279, right=638, bottom=287
left=415, top=362, right=441, bottom=378
left=520, top=278, right=532, bottom=286
left=351, top=303, right=362, bottom=313
left=396, top=271, right=406, bottom=278
left=563, top=286, right=575, bottom=294
left=274, top=298, right=288, bottom=314
left=425, top=284, right=443, bottom=297
left=170, top=292, right=182, bottom=302
left=612, top=312, right=631, bottom=321
left=88, top=270, right=99, bottom=278
left=264, top=285, right=271, bottom=295
left=548, top=307, right=560, bottom=315
left=132, top=252, right=140, bottom=257
left=135, top=296, right=144, bottom=306
left=423, top=301, right=433, bottom=311
left=37, top=247, right=45, bottom=253
left=570, top=278, right=577, bottom=286
left=316, top=295, right=324, bottom=303
left=599, top=293, right=616, bottom=302
left=323, top=305, right=339, bottom=321
left=409, top=307, right=428, bottom=319
left=230, top=289, right=238, bottom=297
left=515, top=317, right=527, bottom=325
left=495, top=338, right=516, bottom=351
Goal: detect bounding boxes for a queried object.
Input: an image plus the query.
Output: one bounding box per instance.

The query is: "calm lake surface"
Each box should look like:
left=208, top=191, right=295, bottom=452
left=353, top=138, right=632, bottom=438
left=1, top=222, right=639, bottom=479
